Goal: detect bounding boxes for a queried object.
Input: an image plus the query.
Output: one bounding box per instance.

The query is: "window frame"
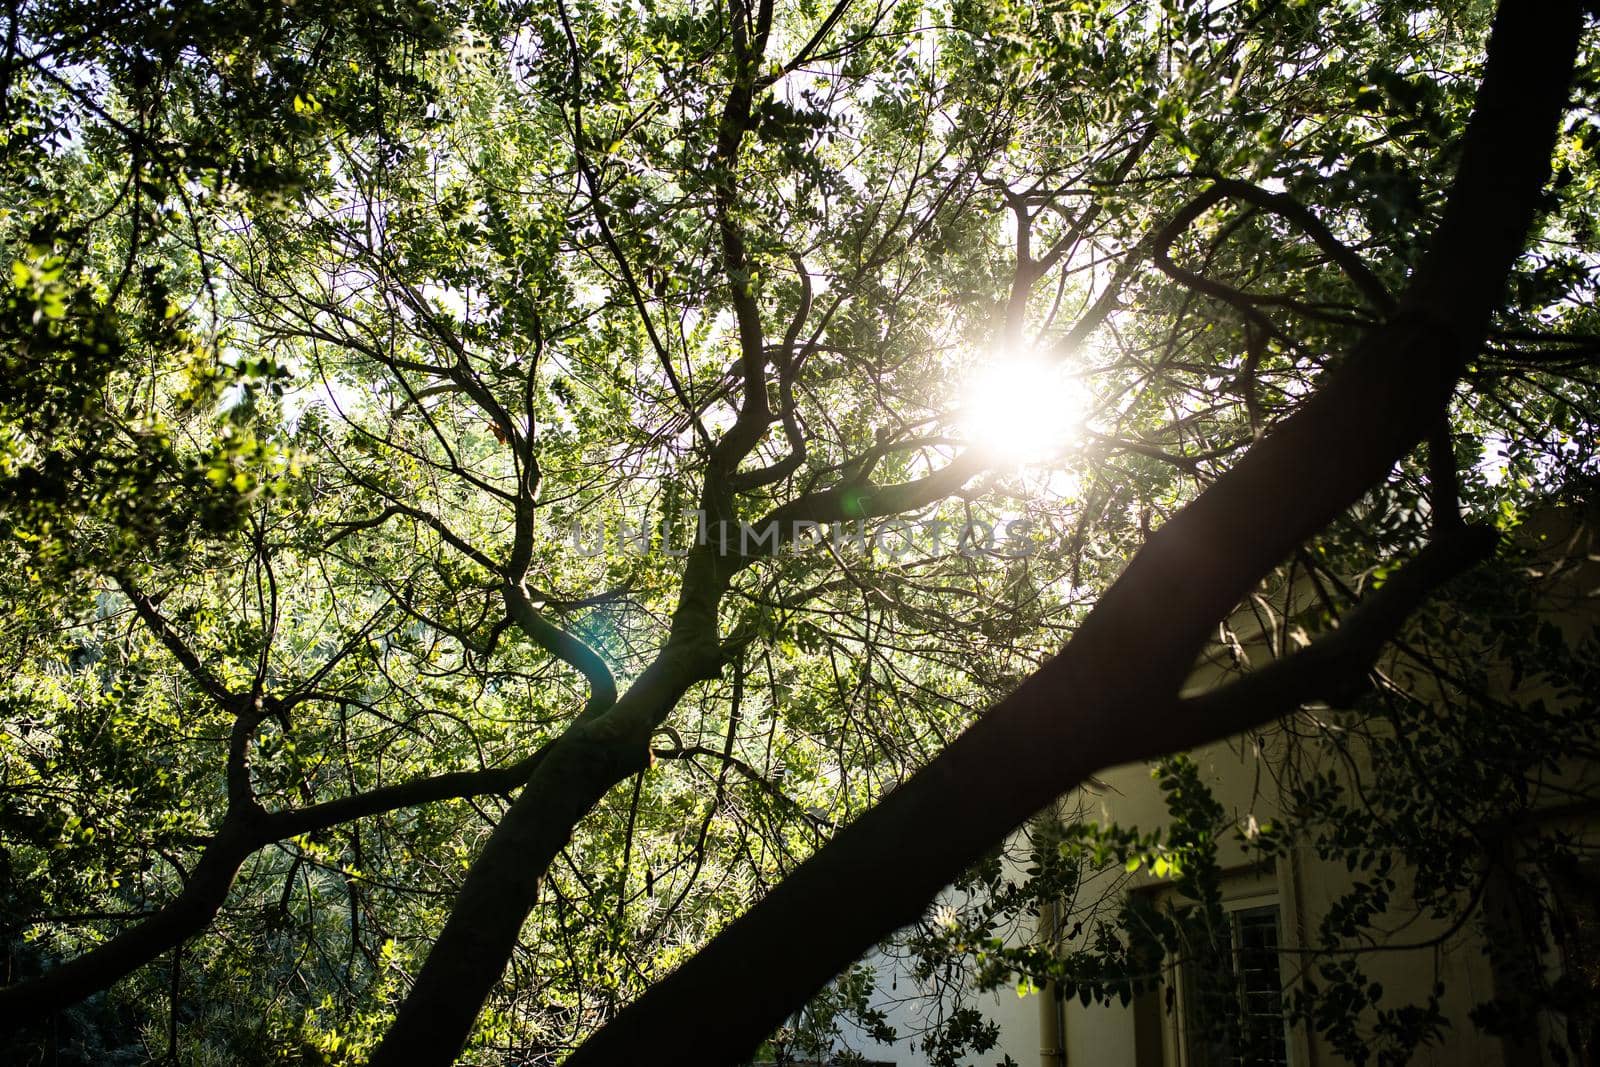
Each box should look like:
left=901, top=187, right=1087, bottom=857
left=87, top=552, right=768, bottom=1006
left=1151, top=879, right=1299, bottom=1067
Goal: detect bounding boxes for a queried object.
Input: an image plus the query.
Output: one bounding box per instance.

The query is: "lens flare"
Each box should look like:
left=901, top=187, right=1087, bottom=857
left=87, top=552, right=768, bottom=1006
left=956, top=352, right=1092, bottom=463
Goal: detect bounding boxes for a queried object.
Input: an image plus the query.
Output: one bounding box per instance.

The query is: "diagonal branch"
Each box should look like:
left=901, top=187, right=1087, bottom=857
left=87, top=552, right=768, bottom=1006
left=1162, top=523, right=1498, bottom=756
left=1149, top=177, right=1395, bottom=333
left=118, top=579, right=233, bottom=709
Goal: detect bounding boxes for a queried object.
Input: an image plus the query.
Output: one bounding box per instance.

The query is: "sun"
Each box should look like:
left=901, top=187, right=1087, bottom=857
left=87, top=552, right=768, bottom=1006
left=955, top=350, right=1092, bottom=463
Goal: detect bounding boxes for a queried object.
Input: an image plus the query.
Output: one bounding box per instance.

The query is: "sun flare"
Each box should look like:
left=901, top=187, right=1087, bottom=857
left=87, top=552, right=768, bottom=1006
left=956, top=352, right=1092, bottom=463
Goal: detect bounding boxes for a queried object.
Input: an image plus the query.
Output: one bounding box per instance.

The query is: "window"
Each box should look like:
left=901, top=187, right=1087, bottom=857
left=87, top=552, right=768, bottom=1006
left=1179, top=903, right=1291, bottom=1067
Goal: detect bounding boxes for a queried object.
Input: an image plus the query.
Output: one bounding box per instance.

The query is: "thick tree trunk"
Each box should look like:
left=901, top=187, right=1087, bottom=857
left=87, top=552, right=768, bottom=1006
left=558, top=3, right=1586, bottom=1065
left=367, top=641, right=721, bottom=1066
left=363, top=728, right=644, bottom=1066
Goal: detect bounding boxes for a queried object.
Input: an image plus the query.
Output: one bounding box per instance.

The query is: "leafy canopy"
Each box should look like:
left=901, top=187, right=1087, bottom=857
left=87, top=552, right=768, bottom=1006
left=1, top=0, right=1598, bottom=1063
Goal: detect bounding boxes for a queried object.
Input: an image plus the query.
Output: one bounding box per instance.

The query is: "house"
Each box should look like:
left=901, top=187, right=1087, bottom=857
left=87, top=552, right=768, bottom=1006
left=830, top=506, right=1600, bottom=1067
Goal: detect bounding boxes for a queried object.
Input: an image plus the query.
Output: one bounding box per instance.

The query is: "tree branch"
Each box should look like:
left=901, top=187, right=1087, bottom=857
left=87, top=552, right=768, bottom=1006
left=502, top=581, right=619, bottom=718
left=1164, top=523, right=1498, bottom=755
left=0, top=749, right=559, bottom=1024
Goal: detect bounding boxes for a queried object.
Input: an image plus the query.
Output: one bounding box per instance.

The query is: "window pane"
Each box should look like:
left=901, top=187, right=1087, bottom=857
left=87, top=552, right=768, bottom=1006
left=1233, top=906, right=1289, bottom=1067
left=1182, top=904, right=1290, bottom=1067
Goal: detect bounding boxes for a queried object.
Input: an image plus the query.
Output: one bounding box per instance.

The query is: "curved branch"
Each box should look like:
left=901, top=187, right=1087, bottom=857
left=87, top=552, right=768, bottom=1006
left=1205, top=178, right=1395, bottom=313
left=1149, top=177, right=1395, bottom=330
left=0, top=818, right=259, bottom=1029
left=0, top=748, right=556, bottom=1025
left=707, top=0, right=780, bottom=472
left=723, top=447, right=989, bottom=567
left=117, top=580, right=233, bottom=709
left=118, top=580, right=262, bottom=810
left=263, top=747, right=552, bottom=841
left=730, top=254, right=813, bottom=492
left=502, top=582, right=618, bottom=717
left=325, top=500, right=500, bottom=576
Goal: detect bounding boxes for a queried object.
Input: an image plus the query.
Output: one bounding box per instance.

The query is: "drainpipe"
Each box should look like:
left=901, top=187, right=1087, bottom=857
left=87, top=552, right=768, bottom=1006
left=1038, top=897, right=1067, bottom=1067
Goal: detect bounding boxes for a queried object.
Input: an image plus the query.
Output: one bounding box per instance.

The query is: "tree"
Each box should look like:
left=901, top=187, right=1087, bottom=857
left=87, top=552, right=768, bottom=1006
left=1, top=0, right=1596, bottom=1063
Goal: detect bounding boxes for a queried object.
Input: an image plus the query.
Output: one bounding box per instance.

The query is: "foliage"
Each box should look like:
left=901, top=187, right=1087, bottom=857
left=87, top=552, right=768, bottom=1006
left=0, top=0, right=1596, bottom=1063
